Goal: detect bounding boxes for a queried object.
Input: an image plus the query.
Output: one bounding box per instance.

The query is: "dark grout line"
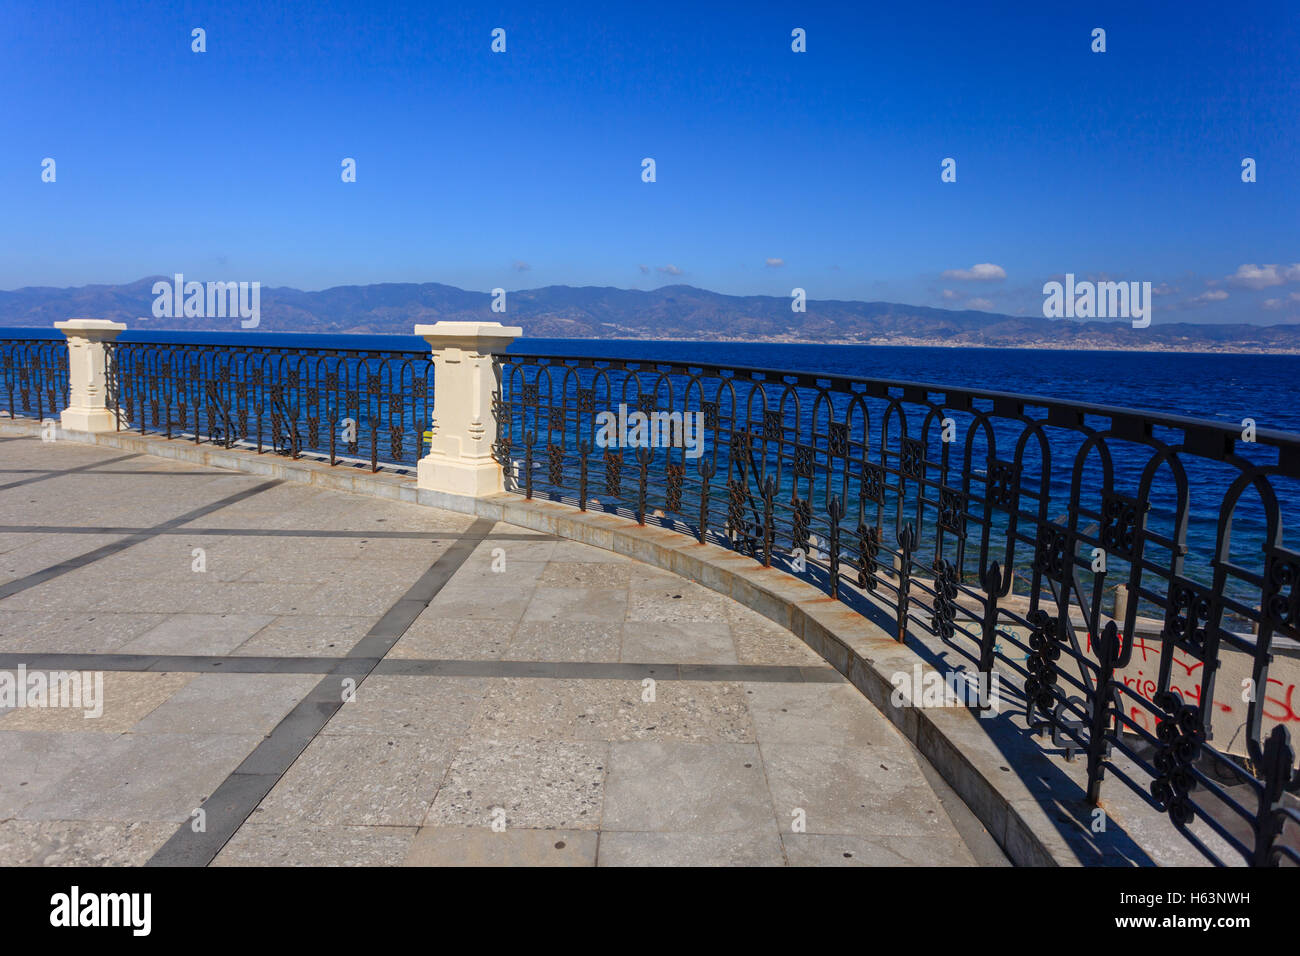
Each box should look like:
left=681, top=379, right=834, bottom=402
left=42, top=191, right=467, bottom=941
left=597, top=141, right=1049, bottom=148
left=0, top=452, right=144, bottom=491
left=0, top=524, right=560, bottom=541
left=0, top=479, right=283, bottom=601
left=379, top=659, right=840, bottom=681
left=0, top=652, right=835, bottom=683
left=0, top=653, right=166, bottom=671
left=144, top=517, right=498, bottom=868
left=0, top=469, right=237, bottom=476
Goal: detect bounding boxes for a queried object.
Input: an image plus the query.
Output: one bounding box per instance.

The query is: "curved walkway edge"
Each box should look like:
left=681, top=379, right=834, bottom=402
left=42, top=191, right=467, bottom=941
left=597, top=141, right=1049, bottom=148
left=1, top=419, right=1211, bottom=866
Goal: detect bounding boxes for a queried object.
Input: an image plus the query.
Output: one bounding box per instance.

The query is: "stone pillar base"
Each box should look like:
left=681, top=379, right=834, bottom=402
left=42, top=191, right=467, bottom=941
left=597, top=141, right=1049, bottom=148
left=417, top=456, right=503, bottom=498
left=60, top=407, right=119, bottom=433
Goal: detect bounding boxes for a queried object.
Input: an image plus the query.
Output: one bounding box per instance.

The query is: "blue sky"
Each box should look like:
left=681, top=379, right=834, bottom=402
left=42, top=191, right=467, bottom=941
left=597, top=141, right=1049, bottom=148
left=2, top=0, right=1297, bottom=322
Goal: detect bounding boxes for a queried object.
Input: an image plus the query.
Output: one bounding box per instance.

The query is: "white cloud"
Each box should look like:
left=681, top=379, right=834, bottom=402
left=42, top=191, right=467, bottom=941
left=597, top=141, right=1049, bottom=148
left=765, top=257, right=784, bottom=268
left=966, top=297, right=994, bottom=310
left=1188, top=289, right=1230, bottom=305
left=1227, top=263, right=1300, bottom=289
left=941, top=289, right=959, bottom=300
left=941, top=263, right=1006, bottom=281
left=638, top=264, right=650, bottom=274
left=657, top=264, right=682, bottom=276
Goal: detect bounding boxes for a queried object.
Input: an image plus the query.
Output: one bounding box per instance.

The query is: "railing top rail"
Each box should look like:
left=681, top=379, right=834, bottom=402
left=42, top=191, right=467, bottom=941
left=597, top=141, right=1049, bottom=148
left=109, top=341, right=430, bottom=360
left=504, top=350, right=1300, bottom=452
left=1, top=328, right=431, bottom=356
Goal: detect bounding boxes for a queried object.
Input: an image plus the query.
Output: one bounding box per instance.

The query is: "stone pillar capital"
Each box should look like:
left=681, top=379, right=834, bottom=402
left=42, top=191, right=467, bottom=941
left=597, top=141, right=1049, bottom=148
left=413, top=321, right=522, bottom=356
left=54, top=319, right=129, bottom=341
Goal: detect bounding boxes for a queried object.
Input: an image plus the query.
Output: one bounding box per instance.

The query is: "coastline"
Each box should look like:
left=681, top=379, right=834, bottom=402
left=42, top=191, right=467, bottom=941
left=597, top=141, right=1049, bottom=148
left=506, top=333, right=1300, bottom=356
left=5, top=324, right=1300, bottom=356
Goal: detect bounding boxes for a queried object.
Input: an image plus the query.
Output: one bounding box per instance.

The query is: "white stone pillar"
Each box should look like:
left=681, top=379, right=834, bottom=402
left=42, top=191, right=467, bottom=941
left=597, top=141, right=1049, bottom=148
left=54, top=319, right=127, bottom=433
left=415, top=321, right=522, bottom=497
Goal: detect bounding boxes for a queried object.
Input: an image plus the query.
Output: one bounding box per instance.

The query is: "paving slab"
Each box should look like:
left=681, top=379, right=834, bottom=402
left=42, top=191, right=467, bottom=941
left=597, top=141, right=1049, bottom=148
left=0, top=671, right=192, bottom=733
left=120, top=612, right=278, bottom=656
left=232, top=615, right=375, bottom=657
left=602, top=740, right=775, bottom=833
left=0, top=610, right=169, bottom=654
left=132, top=674, right=319, bottom=735
left=213, top=823, right=417, bottom=866
left=386, top=616, right=512, bottom=660
left=251, top=733, right=459, bottom=827
left=424, top=738, right=608, bottom=831
left=522, top=586, right=629, bottom=624
left=508, top=620, right=622, bottom=662
left=404, top=826, right=599, bottom=866
left=468, top=678, right=754, bottom=743
left=596, top=829, right=786, bottom=867
left=621, top=620, right=736, bottom=664
left=321, top=675, right=490, bottom=737
left=19, top=731, right=264, bottom=823
left=0, top=820, right=176, bottom=867
left=0, top=731, right=115, bottom=817
left=760, top=742, right=955, bottom=837
left=781, top=832, right=979, bottom=866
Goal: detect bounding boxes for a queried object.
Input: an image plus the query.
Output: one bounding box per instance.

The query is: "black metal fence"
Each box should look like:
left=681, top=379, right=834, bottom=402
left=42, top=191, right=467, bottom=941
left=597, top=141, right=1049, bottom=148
left=494, top=351, right=1300, bottom=866
left=105, top=340, right=435, bottom=472
left=0, top=337, right=68, bottom=422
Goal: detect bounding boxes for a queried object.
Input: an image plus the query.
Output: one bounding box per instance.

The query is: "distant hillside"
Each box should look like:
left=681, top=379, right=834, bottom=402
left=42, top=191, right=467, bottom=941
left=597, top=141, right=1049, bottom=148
left=2, top=277, right=1298, bottom=352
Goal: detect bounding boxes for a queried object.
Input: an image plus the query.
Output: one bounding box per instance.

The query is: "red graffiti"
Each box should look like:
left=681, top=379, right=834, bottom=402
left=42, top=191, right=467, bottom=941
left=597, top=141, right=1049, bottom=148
left=1076, top=631, right=1300, bottom=726
left=1263, top=678, right=1300, bottom=723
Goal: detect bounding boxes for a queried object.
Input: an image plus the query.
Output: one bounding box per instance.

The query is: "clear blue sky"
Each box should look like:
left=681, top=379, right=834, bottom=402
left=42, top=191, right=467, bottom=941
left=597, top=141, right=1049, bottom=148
left=2, top=0, right=1297, bottom=322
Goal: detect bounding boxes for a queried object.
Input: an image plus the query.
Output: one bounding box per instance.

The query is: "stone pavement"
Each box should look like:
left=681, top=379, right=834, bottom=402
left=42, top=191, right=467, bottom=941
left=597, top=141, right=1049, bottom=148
left=0, top=436, right=1005, bottom=866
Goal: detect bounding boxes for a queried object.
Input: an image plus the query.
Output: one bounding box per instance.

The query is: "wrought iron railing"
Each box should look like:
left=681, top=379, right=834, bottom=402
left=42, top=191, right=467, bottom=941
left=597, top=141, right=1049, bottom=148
left=1, top=337, right=68, bottom=422
left=493, top=351, right=1300, bottom=866
left=105, top=339, right=434, bottom=472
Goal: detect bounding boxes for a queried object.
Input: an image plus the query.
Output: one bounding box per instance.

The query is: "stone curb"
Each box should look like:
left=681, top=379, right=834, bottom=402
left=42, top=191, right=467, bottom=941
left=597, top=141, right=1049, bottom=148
left=2, top=420, right=1092, bottom=866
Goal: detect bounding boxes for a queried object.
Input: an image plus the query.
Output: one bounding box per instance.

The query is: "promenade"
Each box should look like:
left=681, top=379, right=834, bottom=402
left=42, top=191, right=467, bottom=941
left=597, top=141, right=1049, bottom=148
left=0, top=436, right=1003, bottom=866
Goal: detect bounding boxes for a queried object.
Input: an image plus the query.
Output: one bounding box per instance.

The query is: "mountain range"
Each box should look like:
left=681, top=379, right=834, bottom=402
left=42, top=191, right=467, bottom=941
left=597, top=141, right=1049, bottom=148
left=2, top=277, right=1298, bottom=352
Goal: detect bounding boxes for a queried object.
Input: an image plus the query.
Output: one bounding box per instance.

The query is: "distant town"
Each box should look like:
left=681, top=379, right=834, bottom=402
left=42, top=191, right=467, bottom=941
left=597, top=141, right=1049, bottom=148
left=2, top=277, right=1298, bottom=354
